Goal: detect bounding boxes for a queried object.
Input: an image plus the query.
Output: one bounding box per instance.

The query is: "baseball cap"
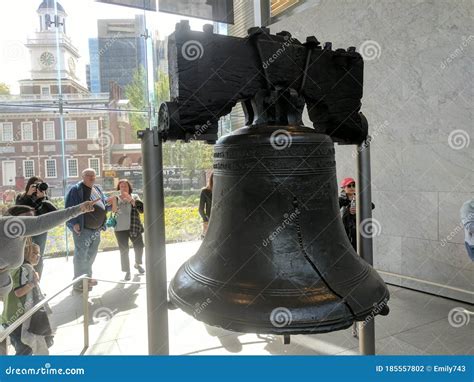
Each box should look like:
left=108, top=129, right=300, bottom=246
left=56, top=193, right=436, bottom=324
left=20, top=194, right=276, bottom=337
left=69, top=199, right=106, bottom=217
left=340, top=177, right=356, bottom=188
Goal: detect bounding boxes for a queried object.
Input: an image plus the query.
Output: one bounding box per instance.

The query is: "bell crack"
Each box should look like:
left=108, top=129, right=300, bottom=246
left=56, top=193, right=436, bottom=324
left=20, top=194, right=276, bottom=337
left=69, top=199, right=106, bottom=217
left=292, top=197, right=356, bottom=319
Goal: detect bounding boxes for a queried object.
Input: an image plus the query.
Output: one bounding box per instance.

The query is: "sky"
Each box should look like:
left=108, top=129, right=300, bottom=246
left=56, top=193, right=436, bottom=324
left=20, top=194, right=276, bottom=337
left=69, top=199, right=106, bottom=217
left=0, top=0, right=209, bottom=93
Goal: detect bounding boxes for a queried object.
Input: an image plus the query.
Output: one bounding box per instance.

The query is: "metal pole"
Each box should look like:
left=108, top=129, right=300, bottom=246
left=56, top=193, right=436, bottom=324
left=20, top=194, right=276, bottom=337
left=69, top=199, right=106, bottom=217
left=356, top=136, right=376, bottom=355
left=138, top=128, right=169, bottom=355
left=254, top=0, right=271, bottom=26
left=83, top=277, right=90, bottom=351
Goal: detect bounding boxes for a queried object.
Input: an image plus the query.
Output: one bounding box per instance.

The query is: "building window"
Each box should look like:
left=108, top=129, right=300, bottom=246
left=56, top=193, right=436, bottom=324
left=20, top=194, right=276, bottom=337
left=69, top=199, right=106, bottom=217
left=45, top=159, right=57, bottom=178
left=67, top=158, right=78, bottom=177
left=89, top=158, right=100, bottom=176
left=41, top=86, right=50, bottom=96
left=65, top=120, right=77, bottom=140
left=21, top=122, right=34, bottom=141
left=23, top=160, right=35, bottom=178
left=87, top=120, right=99, bottom=139
left=0, top=122, right=13, bottom=142
left=43, top=121, right=55, bottom=140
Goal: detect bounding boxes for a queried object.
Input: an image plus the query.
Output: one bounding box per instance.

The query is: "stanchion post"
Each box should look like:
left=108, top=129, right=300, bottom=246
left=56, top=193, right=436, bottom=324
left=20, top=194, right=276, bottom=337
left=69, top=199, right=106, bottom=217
left=138, top=128, right=169, bottom=355
left=83, top=277, right=90, bottom=350
left=356, top=136, right=376, bottom=355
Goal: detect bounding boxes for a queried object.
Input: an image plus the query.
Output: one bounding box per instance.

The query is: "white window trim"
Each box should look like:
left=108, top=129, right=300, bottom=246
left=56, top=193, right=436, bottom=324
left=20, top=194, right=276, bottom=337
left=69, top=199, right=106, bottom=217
left=21, top=122, right=34, bottom=141
left=23, top=160, right=35, bottom=178
left=88, top=158, right=100, bottom=177
left=0, top=122, right=13, bottom=142
left=86, top=120, right=99, bottom=139
left=66, top=158, right=78, bottom=178
left=65, top=120, right=77, bottom=140
left=44, top=159, right=57, bottom=178
left=41, top=85, right=51, bottom=96
left=43, top=121, right=55, bottom=141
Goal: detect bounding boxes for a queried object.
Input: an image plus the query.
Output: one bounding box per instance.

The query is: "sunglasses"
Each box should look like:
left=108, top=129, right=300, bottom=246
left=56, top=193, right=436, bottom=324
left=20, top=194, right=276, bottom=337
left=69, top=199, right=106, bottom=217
left=346, top=183, right=356, bottom=188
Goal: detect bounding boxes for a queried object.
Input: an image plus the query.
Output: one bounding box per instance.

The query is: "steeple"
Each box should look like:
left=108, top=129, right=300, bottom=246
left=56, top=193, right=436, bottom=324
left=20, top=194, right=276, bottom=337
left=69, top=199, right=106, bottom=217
left=37, top=0, right=67, bottom=33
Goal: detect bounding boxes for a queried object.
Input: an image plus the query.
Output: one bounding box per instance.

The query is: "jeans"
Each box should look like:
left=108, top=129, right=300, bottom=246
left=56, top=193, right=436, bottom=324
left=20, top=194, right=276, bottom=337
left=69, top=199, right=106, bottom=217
left=32, top=232, right=48, bottom=279
left=3, top=324, right=32, bottom=355
left=114, top=230, right=144, bottom=273
left=73, top=228, right=101, bottom=280
left=465, top=242, right=474, bottom=261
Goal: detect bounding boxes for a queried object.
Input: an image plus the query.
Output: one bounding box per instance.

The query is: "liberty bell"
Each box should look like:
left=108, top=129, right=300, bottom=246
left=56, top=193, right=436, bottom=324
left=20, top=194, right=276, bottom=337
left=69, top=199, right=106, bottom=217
left=162, top=22, right=390, bottom=334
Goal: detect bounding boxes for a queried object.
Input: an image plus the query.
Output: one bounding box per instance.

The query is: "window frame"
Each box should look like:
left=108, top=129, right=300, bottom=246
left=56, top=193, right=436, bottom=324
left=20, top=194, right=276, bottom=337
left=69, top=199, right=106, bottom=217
left=86, top=120, right=99, bottom=139
left=23, top=159, right=35, bottom=178
left=88, top=157, right=100, bottom=177
left=65, top=120, right=77, bottom=140
left=0, top=122, right=14, bottom=142
left=21, top=122, right=34, bottom=141
left=43, top=121, right=55, bottom=141
left=66, top=158, right=78, bottom=178
left=44, top=158, right=57, bottom=178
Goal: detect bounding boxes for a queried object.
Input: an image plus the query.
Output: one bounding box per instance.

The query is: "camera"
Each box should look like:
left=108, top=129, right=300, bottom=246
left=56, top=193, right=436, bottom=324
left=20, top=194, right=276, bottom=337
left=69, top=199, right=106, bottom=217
left=32, top=182, right=48, bottom=192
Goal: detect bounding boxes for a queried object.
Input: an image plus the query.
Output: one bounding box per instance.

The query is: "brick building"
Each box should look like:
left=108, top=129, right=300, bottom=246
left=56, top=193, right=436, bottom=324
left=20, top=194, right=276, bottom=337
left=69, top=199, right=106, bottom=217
left=0, top=0, right=137, bottom=197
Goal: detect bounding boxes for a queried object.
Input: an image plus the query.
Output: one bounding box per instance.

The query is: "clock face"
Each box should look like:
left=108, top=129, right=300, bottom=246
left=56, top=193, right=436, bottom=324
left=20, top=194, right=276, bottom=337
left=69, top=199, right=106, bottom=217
left=68, top=57, right=76, bottom=74
left=40, top=52, right=55, bottom=68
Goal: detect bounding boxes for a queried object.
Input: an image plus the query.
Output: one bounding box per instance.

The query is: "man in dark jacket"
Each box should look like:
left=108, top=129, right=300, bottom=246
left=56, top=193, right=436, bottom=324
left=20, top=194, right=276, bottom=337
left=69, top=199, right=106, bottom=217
left=65, top=168, right=109, bottom=292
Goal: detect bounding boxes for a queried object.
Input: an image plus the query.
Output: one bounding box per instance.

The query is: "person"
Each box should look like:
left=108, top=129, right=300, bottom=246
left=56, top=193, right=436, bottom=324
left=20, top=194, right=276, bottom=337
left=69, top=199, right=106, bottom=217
left=65, top=168, right=110, bottom=293
left=460, top=199, right=474, bottom=261
left=2, top=189, right=16, bottom=205
left=15, top=176, right=57, bottom=279
left=1, top=241, right=53, bottom=355
left=0, top=202, right=97, bottom=300
left=110, top=179, right=145, bottom=281
left=199, top=171, right=213, bottom=237
left=338, top=177, right=375, bottom=338
left=339, top=177, right=358, bottom=252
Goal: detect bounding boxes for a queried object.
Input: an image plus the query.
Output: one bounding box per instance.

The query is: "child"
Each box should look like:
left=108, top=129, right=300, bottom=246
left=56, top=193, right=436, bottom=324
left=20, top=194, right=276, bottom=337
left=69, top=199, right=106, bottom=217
left=1, top=241, right=53, bottom=355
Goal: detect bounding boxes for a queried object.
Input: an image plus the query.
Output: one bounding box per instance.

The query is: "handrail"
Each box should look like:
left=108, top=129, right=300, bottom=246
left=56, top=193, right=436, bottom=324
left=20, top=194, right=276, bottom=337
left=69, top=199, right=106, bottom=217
left=0, top=275, right=146, bottom=355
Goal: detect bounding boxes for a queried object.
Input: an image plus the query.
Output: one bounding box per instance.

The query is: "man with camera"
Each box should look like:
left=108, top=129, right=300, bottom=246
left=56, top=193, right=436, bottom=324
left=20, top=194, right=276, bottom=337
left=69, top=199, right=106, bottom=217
left=65, top=168, right=110, bottom=293
left=15, top=177, right=57, bottom=279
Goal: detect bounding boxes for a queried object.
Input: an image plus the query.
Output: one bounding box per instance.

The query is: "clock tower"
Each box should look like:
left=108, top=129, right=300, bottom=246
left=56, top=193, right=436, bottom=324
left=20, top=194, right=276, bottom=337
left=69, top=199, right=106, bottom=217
left=20, top=0, right=87, bottom=96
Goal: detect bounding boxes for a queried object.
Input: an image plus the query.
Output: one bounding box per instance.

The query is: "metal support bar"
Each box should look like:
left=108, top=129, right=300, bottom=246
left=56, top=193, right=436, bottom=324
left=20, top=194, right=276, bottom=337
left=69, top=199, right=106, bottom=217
left=254, top=0, right=271, bottom=26
left=356, top=137, right=376, bottom=355
left=139, top=128, right=169, bottom=355
left=82, top=278, right=90, bottom=353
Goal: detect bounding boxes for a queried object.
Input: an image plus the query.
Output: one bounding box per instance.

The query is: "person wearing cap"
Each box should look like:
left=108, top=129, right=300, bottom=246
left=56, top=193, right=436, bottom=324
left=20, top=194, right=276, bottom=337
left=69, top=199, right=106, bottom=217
left=338, top=177, right=375, bottom=338
left=460, top=199, right=474, bottom=261
left=339, top=177, right=358, bottom=251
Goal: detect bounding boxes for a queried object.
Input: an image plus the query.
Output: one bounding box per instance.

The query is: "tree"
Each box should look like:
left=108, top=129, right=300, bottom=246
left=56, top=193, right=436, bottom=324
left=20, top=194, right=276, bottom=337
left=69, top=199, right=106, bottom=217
left=125, top=67, right=170, bottom=136
left=125, top=66, right=148, bottom=135
left=0, top=82, right=10, bottom=95
left=126, top=67, right=213, bottom=182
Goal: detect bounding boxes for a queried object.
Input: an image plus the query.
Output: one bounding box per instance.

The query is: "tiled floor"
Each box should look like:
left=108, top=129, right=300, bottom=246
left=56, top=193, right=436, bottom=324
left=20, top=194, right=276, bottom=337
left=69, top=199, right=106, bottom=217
left=6, top=241, right=473, bottom=355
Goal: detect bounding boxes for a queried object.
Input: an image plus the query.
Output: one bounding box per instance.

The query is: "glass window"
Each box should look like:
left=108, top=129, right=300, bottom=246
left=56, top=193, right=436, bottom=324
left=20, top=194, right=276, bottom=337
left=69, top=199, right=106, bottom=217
left=87, top=120, right=99, bottom=139
left=43, top=121, right=55, bottom=140
left=45, top=159, right=57, bottom=178
left=41, top=86, right=50, bottom=96
left=65, top=120, right=77, bottom=140
left=23, top=159, right=35, bottom=178
left=21, top=122, right=34, bottom=141
left=89, top=157, right=100, bottom=176
left=0, top=122, right=13, bottom=142
left=67, top=158, right=78, bottom=177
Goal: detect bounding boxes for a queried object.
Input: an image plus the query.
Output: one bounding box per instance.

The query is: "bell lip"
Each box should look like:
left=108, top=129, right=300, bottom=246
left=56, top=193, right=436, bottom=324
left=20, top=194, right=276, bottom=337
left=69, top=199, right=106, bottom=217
left=216, top=124, right=333, bottom=145
left=168, top=284, right=390, bottom=335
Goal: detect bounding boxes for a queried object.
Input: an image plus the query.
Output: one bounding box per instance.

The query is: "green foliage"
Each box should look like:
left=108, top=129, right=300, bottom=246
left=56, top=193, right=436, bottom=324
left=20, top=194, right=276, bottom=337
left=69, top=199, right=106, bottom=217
left=0, top=82, right=10, bottom=95
left=125, top=66, right=149, bottom=135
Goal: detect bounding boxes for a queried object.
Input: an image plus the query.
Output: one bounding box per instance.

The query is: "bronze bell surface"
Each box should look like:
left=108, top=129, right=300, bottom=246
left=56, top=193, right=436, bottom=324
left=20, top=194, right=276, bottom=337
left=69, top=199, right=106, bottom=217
left=169, top=124, right=390, bottom=335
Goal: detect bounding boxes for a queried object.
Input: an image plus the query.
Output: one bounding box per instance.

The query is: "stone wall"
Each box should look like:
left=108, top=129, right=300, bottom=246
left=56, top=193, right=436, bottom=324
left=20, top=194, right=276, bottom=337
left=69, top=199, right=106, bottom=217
left=270, top=0, right=473, bottom=302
